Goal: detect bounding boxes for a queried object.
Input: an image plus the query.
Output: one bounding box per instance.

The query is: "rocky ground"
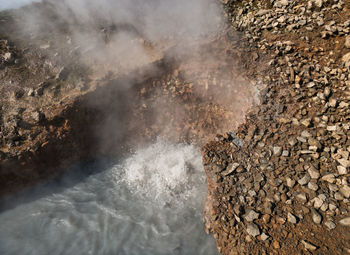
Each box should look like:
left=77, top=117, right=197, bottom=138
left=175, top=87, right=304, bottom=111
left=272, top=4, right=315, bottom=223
left=202, top=0, right=350, bottom=254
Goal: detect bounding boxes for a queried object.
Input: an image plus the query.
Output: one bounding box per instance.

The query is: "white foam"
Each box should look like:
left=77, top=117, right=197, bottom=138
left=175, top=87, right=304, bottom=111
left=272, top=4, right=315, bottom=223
left=0, top=140, right=218, bottom=255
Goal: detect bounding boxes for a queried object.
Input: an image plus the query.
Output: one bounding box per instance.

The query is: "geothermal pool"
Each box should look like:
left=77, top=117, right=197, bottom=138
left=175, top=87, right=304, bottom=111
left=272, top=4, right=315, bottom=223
left=0, top=140, right=219, bottom=255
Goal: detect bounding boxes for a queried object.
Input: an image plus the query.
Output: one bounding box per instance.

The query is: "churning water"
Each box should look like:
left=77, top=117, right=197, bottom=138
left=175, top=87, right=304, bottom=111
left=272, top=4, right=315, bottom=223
left=0, top=140, right=219, bottom=255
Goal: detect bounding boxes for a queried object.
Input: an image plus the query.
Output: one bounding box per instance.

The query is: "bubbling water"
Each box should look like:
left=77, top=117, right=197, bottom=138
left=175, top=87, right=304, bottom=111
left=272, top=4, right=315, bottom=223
left=0, top=140, right=219, bottom=255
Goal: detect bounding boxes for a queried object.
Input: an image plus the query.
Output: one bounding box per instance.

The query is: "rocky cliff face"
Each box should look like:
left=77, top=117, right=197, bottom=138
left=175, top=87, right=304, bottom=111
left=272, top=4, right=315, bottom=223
left=202, top=0, right=350, bottom=254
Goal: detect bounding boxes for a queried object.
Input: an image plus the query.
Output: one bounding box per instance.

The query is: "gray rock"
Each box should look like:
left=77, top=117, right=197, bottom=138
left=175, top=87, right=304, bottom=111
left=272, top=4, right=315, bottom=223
left=246, top=223, right=260, bottom=237
left=244, top=210, right=259, bottom=222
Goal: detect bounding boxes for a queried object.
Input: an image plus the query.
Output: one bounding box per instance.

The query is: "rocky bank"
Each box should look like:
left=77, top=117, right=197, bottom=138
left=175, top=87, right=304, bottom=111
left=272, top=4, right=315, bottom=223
left=202, top=0, right=350, bottom=254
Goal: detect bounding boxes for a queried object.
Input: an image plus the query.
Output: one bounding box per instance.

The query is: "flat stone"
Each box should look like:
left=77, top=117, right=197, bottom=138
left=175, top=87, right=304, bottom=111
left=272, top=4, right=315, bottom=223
left=246, top=223, right=260, bottom=237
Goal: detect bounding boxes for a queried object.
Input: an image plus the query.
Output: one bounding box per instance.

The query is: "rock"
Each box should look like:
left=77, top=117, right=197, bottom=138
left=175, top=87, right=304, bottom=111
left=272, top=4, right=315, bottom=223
left=311, top=209, right=322, bottom=224
left=27, top=88, right=34, bottom=97
left=307, top=166, right=320, bottom=179
left=308, top=182, right=319, bottom=191
left=325, top=220, right=336, bottom=230
left=337, top=158, right=350, bottom=168
left=273, top=240, right=280, bottom=249
left=339, top=217, right=350, bottom=226
left=288, top=212, right=297, bottom=224
left=32, top=111, right=45, bottom=123
left=298, top=174, right=311, bottom=186
left=273, top=146, right=282, bottom=156
left=221, top=163, right=239, bottom=176
left=3, top=52, right=13, bottom=63
left=337, top=166, right=348, bottom=175
left=321, top=174, right=336, bottom=183
left=343, top=52, right=350, bottom=67
left=340, top=185, right=350, bottom=198
left=302, top=240, right=317, bottom=251
left=345, top=35, right=350, bottom=49
left=246, top=223, right=260, bottom=237
left=286, top=177, right=296, bottom=187
left=260, top=233, right=269, bottom=241
left=56, top=67, right=69, bottom=80
left=244, top=210, right=259, bottom=222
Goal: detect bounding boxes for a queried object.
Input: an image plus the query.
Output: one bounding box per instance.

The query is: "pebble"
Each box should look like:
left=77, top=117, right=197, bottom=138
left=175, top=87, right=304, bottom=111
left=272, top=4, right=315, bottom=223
left=260, top=233, right=269, bottom=241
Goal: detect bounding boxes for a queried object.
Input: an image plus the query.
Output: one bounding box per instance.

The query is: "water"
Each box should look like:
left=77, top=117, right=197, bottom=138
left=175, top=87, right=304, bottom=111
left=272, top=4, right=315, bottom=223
left=0, top=140, right=219, bottom=255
